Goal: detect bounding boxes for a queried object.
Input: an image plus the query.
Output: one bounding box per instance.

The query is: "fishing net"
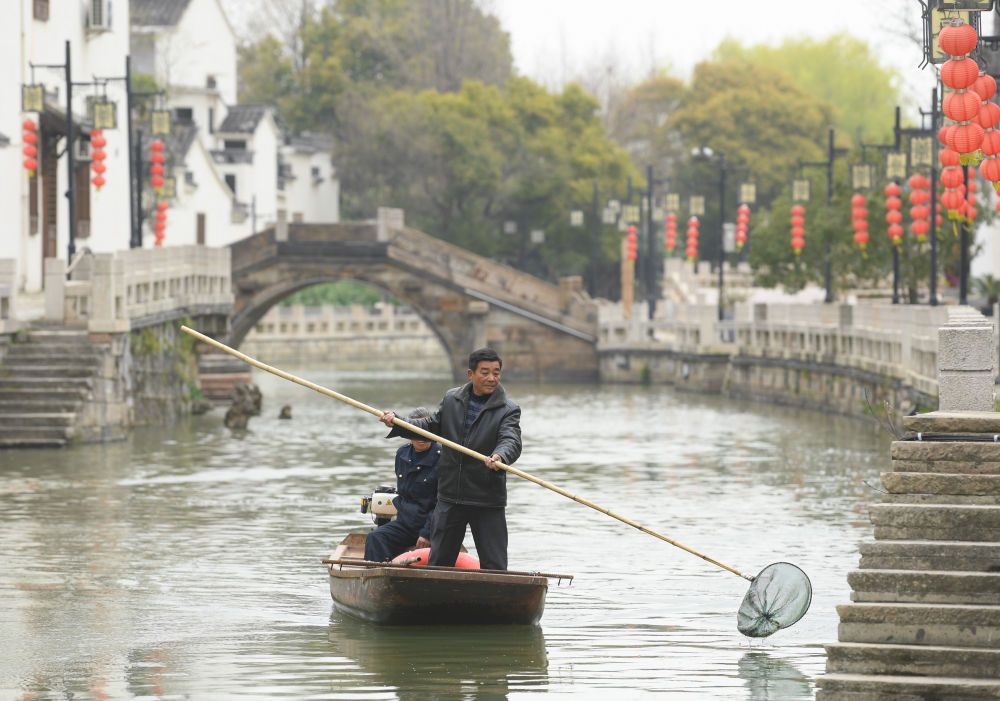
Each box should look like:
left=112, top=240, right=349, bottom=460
left=736, top=562, right=812, bottom=638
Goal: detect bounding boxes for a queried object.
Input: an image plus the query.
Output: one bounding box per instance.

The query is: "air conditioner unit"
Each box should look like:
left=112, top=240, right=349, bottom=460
left=87, top=0, right=111, bottom=31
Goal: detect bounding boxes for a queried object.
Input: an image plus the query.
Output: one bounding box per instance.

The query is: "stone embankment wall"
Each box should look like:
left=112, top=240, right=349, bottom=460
left=817, top=308, right=1000, bottom=700
left=239, top=303, right=450, bottom=373
left=79, top=316, right=227, bottom=441
left=598, top=301, right=959, bottom=417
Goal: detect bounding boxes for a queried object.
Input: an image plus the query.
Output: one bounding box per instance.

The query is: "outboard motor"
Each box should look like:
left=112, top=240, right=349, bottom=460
left=360, top=484, right=397, bottom=526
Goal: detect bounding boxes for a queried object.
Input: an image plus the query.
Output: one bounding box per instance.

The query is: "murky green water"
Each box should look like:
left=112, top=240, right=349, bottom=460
left=0, top=369, right=890, bottom=699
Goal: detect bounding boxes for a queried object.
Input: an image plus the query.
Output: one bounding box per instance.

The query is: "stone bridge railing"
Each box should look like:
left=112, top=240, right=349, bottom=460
left=41, top=246, right=233, bottom=333
left=599, top=300, right=997, bottom=404
left=232, top=208, right=598, bottom=340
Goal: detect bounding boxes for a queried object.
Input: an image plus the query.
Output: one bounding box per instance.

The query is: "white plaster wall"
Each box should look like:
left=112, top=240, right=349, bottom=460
left=7, top=0, right=132, bottom=291
left=170, top=87, right=225, bottom=136
left=282, top=149, right=340, bottom=223
left=250, top=116, right=279, bottom=232
left=971, top=187, right=1000, bottom=283
left=159, top=138, right=245, bottom=247
left=152, top=0, right=237, bottom=105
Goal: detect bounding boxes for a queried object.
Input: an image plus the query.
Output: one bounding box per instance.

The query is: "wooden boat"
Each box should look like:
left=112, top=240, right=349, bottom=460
left=324, top=533, right=572, bottom=625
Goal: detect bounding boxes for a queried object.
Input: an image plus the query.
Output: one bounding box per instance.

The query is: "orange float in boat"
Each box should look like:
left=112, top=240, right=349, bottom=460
left=392, top=547, right=480, bottom=569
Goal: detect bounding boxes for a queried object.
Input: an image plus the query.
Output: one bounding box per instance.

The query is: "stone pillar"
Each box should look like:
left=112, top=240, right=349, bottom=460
left=937, top=307, right=995, bottom=411
left=275, top=208, right=288, bottom=242
left=376, top=207, right=404, bottom=242
left=44, top=257, right=66, bottom=323
left=818, top=306, right=1000, bottom=700
left=0, top=258, right=16, bottom=328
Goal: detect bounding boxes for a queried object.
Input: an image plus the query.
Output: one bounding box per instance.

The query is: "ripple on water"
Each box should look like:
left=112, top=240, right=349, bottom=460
left=0, top=373, right=887, bottom=699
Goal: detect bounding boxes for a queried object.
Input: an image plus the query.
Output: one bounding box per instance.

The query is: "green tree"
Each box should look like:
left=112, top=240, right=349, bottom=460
left=711, top=34, right=902, bottom=146
left=337, top=78, right=639, bottom=291
left=238, top=0, right=514, bottom=135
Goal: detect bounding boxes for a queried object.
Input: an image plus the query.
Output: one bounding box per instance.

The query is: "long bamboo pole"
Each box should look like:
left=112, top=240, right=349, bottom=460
left=181, top=326, right=752, bottom=580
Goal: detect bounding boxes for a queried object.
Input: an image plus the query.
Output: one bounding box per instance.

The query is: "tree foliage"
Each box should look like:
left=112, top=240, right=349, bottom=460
left=711, top=34, right=902, bottom=146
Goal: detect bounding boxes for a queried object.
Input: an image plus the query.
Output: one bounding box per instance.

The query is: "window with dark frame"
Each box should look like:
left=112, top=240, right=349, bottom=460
left=34, top=0, right=49, bottom=21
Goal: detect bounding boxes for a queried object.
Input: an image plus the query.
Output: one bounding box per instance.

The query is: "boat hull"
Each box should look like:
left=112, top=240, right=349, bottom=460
left=326, top=533, right=548, bottom=625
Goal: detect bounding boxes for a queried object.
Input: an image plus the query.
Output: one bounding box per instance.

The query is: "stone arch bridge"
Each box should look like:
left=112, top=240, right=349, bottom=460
left=227, top=212, right=599, bottom=382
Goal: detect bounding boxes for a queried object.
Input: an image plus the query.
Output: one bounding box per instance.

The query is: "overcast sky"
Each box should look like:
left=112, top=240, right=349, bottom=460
left=491, top=0, right=937, bottom=111
left=223, top=0, right=939, bottom=112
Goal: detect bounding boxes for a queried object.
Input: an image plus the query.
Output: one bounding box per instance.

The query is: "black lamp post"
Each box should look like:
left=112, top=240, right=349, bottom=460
left=860, top=106, right=907, bottom=304
left=799, top=126, right=848, bottom=303
left=691, top=146, right=738, bottom=322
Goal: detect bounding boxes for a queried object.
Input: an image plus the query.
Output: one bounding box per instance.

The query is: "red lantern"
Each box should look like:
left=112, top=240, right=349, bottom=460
left=884, top=182, right=901, bottom=198
left=853, top=230, right=870, bottom=249
left=941, top=166, right=964, bottom=189
left=685, top=217, right=699, bottom=261
left=22, top=119, right=37, bottom=177
left=941, top=57, right=980, bottom=90
left=151, top=175, right=164, bottom=190
left=90, top=128, right=108, bottom=190
left=938, top=20, right=978, bottom=58
left=976, top=101, right=1000, bottom=130
left=940, top=148, right=961, bottom=167
left=941, top=189, right=965, bottom=211
left=888, top=223, right=904, bottom=244
left=948, top=122, right=985, bottom=154
left=150, top=164, right=165, bottom=177
left=981, top=157, right=1000, bottom=182
left=939, top=124, right=954, bottom=146
left=790, top=204, right=805, bottom=254
left=625, top=225, right=637, bottom=261
left=973, top=72, right=997, bottom=101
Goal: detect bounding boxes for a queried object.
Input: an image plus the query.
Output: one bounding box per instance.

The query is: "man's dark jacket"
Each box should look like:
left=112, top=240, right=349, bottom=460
left=392, top=442, right=441, bottom=540
left=398, top=382, right=521, bottom=508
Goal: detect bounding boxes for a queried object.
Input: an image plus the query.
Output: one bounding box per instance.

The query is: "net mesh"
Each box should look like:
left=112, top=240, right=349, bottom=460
left=736, top=562, right=812, bottom=638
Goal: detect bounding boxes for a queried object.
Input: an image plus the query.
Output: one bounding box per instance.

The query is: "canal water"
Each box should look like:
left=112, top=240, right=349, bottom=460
left=0, top=369, right=890, bottom=699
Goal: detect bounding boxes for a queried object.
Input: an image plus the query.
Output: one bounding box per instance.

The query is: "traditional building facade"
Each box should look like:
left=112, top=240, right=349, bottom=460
left=1, top=0, right=340, bottom=296
left=3, top=0, right=133, bottom=293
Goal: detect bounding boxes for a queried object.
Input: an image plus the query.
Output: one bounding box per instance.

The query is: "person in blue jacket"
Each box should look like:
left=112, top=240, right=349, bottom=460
left=364, top=407, right=441, bottom=562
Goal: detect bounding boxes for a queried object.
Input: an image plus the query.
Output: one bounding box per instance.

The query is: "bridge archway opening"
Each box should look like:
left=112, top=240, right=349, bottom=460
left=232, top=277, right=454, bottom=375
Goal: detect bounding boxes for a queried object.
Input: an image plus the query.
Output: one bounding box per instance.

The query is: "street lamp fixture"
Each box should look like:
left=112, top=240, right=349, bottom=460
left=691, top=146, right=728, bottom=322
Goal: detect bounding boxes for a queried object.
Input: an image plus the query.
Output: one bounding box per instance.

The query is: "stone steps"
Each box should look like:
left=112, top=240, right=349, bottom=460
left=0, top=436, right=69, bottom=449
left=817, top=672, right=1000, bottom=700
left=0, top=330, right=103, bottom=448
left=883, top=471, right=1000, bottom=498
left=837, top=602, right=1000, bottom=648
left=0, top=364, right=97, bottom=378
left=0, top=424, right=72, bottom=442
left=2, top=349, right=105, bottom=364
left=824, top=641, right=1000, bottom=679
left=870, top=503, right=1000, bottom=541
left=847, top=569, right=1000, bottom=604
left=0, top=376, right=93, bottom=391
left=0, top=398, right=87, bottom=413
left=858, top=540, right=1000, bottom=571
left=0, top=412, right=75, bottom=427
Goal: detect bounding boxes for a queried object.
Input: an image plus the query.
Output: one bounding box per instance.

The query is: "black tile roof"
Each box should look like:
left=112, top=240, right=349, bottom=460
left=130, top=0, right=193, bottom=26
left=217, top=104, right=269, bottom=134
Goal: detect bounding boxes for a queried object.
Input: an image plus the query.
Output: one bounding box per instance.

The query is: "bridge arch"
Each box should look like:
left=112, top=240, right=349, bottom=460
left=228, top=274, right=455, bottom=370
left=228, top=221, right=599, bottom=382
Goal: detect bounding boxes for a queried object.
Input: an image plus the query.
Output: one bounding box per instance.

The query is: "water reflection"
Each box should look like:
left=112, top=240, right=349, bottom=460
left=0, top=369, right=890, bottom=700
left=328, top=615, right=548, bottom=699
left=738, top=651, right=811, bottom=700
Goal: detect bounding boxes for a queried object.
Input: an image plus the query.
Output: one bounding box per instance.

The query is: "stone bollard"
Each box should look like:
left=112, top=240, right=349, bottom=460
left=44, top=258, right=66, bottom=323
left=936, top=307, right=995, bottom=411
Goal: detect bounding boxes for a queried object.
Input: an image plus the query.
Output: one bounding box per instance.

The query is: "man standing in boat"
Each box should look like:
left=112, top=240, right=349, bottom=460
left=380, top=347, right=521, bottom=571
left=365, top=408, right=441, bottom=562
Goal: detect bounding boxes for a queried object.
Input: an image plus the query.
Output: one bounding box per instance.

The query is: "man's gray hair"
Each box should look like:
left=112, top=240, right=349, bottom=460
left=408, top=407, right=431, bottom=420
